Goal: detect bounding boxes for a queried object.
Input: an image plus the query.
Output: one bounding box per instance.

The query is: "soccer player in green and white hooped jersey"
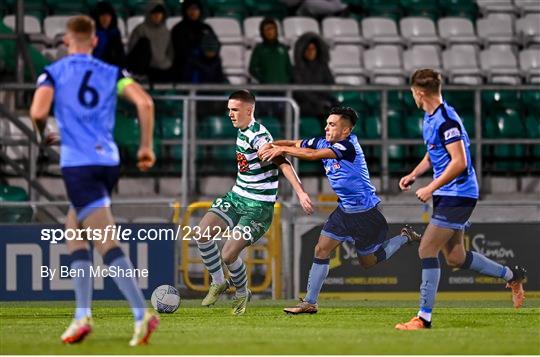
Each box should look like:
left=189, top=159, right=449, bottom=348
left=193, top=90, right=313, bottom=315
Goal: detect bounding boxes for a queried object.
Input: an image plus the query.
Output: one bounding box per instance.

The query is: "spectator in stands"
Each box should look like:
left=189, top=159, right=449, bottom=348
left=249, top=17, right=292, bottom=84
left=183, top=31, right=227, bottom=83
left=293, top=32, right=337, bottom=118
left=126, top=0, right=173, bottom=82
left=171, top=0, right=219, bottom=82
left=91, top=1, right=125, bottom=67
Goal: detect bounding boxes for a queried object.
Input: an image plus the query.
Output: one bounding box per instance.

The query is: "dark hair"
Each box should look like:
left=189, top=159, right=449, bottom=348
left=329, top=106, right=357, bottom=126
left=411, top=68, right=442, bottom=95
left=259, top=17, right=278, bottom=37
left=228, top=90, right=256, bottom=104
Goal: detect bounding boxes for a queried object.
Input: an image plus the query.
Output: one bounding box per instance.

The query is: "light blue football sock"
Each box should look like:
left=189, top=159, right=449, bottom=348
left=104, top=247, right=146, bottom=322
left=418, top=257, right=440, bottom=322
left=374, top=234, right=408, bottom=263
left=461, top=251, right=512, bottom=281
left=304, top=258, right=330, bottom=304
left=71, top=249, right=92, bottom=320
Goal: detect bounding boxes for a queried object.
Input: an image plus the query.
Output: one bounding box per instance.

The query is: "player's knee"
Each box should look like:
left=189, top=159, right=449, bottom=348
left=314, top=244, right=331, bottom=259
left=445, top=254, right=465, bottom=268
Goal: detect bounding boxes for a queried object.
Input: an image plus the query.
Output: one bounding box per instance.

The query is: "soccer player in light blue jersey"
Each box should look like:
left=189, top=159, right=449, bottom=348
left=30, top=15, right=159, bottom=345
left=259, top=107, right=421, bottom=314
left=395, top=69, right=526, bottom=330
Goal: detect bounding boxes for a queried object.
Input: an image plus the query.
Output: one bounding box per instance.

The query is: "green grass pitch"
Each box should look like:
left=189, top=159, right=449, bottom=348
left=1, top=298, right=539, bottom=355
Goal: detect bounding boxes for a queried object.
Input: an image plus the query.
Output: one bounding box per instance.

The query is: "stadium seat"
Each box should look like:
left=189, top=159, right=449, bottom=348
left=437, top=17, right=480, bottom=46
left=329, top=45, right=366, bottom=78
left=524, top=115, right=540, bottom=139
left=244, top=0, right=287, bottom=19
left=3, top=15, right=47, bottom=44
left=258, top=116, right=282, bottom=139
left=482, top=90, right=520, bottom=116
left=361, top=17, right=404, bottom=47
left=514, top=0, right=540, bottom=14
left=387, top=109, right=404, bottom=138
left=0, top=185, right=33, bottom=223
left=283, top=16, right=319, bottom=45
left=480, top=47, right=521, bottom=84
left=495, top=110, right=525, bottom=138
left=443, top=46, right=483, bottom=85
left=207, top=145, right=237, bottom=174
left=44, top=15, right=70, bottom=45
left=166, top=16, right=182, bottom=30
left=459, top=113, right=476, bottom=137
left=322, top=17, right=366, bottom=46
left=521, top=90, right=540, bottom=113
left=364, top=115, right=381, bottom=139
left=300, top=116, right=323, bottom=138
left=205, top=17, right=244, bottom=45
left=404, top=114, right=423, bottom=138
left=335, top=91, right=364, bottom=115
left=243, top=17, right=284, bottom=47
left=220, top=45, right=247, bottom=84
left=46, top=0, right=88, bottom=14
left=4, top=0, right=46, bottom=20
left=363, top=45, right=405, bottom=85
left=516, top=14, right=540, bottom=47
left=198, top=115, right=237, bottom=139
left=361, top=91, right=381, bottom=112
left=160, top=116, right=182, bottom=139
left=440, top=0, right=478, bottom=21
left=401, top=0, right=440, bottom=20
left=482, top=116, right=499, bottom=138
left=114, top=114, right=140, bottom=160
left=362, top=0, right=402, bottom=21
left=126, top=16, right=144, bottom=36
left=476, top=0, right=516, bottom=15
left=476, top=14, right=518, bottom=47
left=399, top=17, right=441, bottom=46
left=519, top=49, right=540, bottom=84
left=403, top=45, right=442, bottom=75
left=493, top=144, right=526, bottom=171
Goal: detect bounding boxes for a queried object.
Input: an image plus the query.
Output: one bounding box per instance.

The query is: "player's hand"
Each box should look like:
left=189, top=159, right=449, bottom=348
left=137, top=147, right=156, bottom=171
left=297, top=191, right=314, bottom=215
left=399, top=173, right=416, bottom=191
left=415, top=186, right=433, bottom=203
left=44, top=132, right=60, bottom=145
left=260, top=145, right=284, bottom=162
left=257, top=143, right=273, bottom=159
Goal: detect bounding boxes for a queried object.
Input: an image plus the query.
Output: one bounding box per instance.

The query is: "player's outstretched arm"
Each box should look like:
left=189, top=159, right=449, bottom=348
left=399, top=152, right=432, bottom=191
left=30, top=86, right=54, bottom=143
left=260, top=145, right=336, bottom=162
left=271, top=156, right=313, bottom=215
left=415, top=142, right=467, bottom=202
left=120, top=81, right=156, bottom=171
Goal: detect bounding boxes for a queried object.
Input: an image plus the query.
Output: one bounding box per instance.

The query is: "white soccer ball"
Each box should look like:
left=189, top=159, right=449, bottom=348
left=151, top=285, right=180, bottom=313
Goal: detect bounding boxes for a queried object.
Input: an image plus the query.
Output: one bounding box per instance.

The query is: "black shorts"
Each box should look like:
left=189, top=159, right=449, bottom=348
left=431, top=195, right=477, bottom=230
left=61, top=165, right=120, bottom=221
left=321, top=205, right=389, bottom=256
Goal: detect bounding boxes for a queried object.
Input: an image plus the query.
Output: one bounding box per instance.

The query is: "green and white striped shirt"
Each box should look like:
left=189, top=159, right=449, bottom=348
left=232, top=119, right=279, bottom=202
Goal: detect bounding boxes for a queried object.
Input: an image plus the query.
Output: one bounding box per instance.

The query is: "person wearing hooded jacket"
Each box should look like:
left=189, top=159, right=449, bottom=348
left=91, top=1, right=125, bottom=67
left=249, top=17, right=292, bottom=84
left=170, top=0, right=220, bottom=82
left=293, top=32, right=337, bottom=118
left=126, top=0, right=173, bottom=82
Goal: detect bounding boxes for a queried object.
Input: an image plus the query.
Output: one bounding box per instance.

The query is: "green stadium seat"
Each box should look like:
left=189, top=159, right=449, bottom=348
left=198, top=115, right=237, bottom=139
left=444, top=90, right=474, bottom=118
left=361, top=92, right=381, bottom=112
left=244, top=0, right=287, bottom=19
left=412, top=144, right=426, bottom=161
left=482, top=91, right=520, bottom=117
left=525, top=116, right=540, bottom=139
left=114, top=114, right=139, bottom=159
left=336, top=91, right=364, bottom=114
left=160, top=116, right=182, bottom=139
left=46, top=0, right=88, bottom=14
left=388, top=110, right=404, bottom=138
left=401, top=0, right=439, bottom=20
left=207, top=145, right=237, bottom=174
left=439, top=0, right=477, bottom=21
left=300, top=117, right=323, bottom=139
left=460, top=114, right=476, bottom=137
left=126, top=0, right=148, bottom=15
left=299, top=161, right=324, bottom=175
left=259, top=117, right=282, bottom=139
left=363, top=0, right=402, bottom=20
left=364, top=115, right=381, bottom=139
left=404, top=113, right=423, bottom=138
left=493, top=145, right=526, bottom=171
left=495, top=110, right=525, bottom=138
left=372, top=145, right=406, bottom=172
left=483, top=117, right=499, bottom=138
left=532, top=145, right=540, bottom=171
left=521, top=91, right=540, bottom=113
left=0, top=185, right=33, bottom=223
left=206, top=0, right=246, bottom=20
left=388, top=91, right=403, bottom=112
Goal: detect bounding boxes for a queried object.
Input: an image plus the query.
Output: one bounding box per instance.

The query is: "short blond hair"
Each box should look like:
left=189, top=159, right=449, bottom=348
left=66, top=15, right=95, bottom=43
left=411, top=68, right=442, bottom=96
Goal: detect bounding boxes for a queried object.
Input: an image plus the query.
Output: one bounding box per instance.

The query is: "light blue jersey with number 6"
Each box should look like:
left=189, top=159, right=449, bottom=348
left=36, top=53, right=129, bottom=168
